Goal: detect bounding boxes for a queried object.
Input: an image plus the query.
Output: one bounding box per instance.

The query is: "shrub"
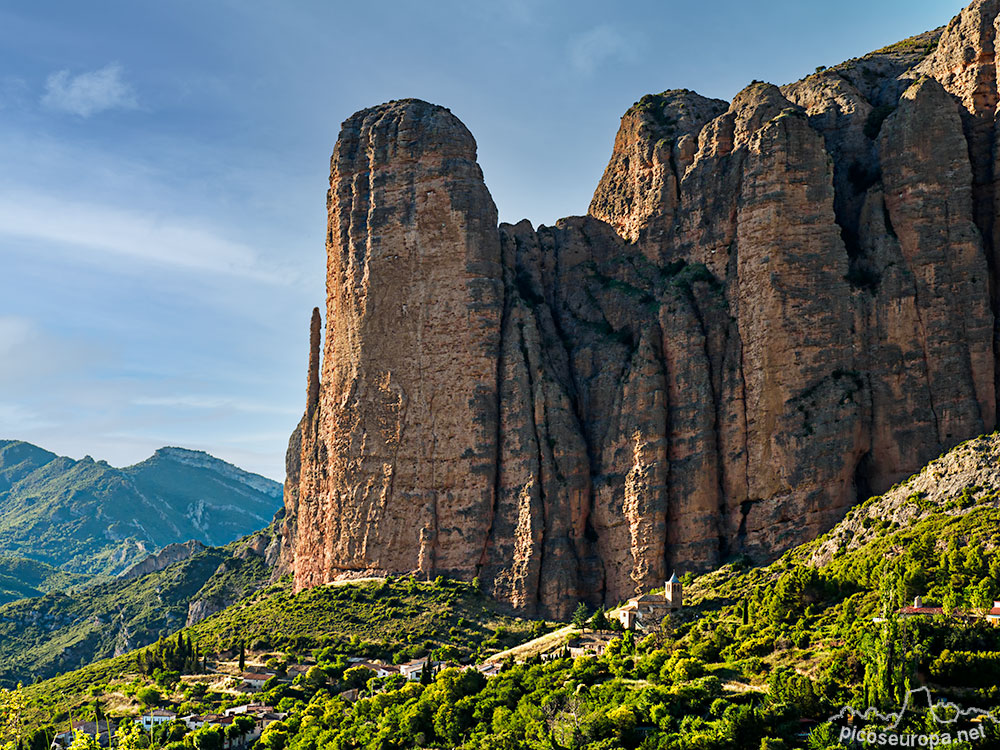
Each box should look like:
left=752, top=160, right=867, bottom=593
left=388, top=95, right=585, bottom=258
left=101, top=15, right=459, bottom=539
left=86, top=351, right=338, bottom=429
left=135, top=686, right=161, bottom=706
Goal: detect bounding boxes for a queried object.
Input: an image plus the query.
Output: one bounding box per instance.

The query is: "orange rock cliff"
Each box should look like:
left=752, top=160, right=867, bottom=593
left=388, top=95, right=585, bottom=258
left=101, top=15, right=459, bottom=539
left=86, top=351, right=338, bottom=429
left=278, top=0, right=1000, bottom=618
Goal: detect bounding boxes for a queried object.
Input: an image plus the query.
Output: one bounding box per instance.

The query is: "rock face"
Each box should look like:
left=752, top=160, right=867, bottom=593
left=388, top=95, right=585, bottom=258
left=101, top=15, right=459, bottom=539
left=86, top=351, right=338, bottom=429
left=282, top=1, right=1000, bottom=618
left=119, top=540, right=206, bottom=580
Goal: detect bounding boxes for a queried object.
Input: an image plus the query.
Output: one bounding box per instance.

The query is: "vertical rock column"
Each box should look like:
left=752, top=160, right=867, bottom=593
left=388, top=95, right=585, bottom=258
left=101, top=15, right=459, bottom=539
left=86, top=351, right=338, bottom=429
left=294, top=99, right=505, bottom=588
left=735, top=110, right=866, bottom=555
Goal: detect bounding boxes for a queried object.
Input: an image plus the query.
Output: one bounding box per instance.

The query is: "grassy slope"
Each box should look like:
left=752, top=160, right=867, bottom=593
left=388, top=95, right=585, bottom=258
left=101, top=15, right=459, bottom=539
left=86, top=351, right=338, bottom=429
left=187, top=576, right=543, bottom=660
left=0, top=555, right=86, bottom=605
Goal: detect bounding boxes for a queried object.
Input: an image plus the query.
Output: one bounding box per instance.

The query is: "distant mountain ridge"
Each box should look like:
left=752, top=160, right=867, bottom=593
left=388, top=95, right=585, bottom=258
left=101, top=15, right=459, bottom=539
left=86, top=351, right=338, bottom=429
left=0, top=440, right=283, bottom=580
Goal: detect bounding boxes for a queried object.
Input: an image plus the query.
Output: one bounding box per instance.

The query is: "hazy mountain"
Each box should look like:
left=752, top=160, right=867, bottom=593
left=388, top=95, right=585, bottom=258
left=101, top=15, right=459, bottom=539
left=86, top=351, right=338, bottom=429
left=0, top=440, right=282, bottom=580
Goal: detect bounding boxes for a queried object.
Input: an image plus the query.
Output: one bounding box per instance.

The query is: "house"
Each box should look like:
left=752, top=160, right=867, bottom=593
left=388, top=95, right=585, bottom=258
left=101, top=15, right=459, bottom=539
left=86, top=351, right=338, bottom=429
left=474, top=662, right=502, bottom=678
left=52, top=721, right=118, bottom=749
left=897, top=595, right=945, bottom=618
left=138, top=709, right=177, bottom=729
left=220, top=705, right=286, bottom=740
left=616, top=573, right=683, bottom=631
left=180, top=715, right=207, bottom=730
left=398, top=658, right=437, bottom=681
left=240, top=672, right=272, bottom=689
left=886, top=595, right=1000, bottom=624
left=567, top=634, right=611, bottom=657
left=224, top=704, right=271, bottom=716
left=350, top=660, right=399, bottom=678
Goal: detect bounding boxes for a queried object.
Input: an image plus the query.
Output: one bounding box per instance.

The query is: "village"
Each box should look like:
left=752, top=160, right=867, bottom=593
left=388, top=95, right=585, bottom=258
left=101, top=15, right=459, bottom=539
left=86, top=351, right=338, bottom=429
left=53, top=577, right=688, bottom=750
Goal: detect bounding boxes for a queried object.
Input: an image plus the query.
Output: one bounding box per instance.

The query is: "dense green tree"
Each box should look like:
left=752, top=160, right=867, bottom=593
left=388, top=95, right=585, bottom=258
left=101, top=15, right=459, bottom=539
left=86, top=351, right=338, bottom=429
left=66, top=732, right=100, bottom=750
left=190, top=725, right=223, bottom=750
left=135, top=687, right=161, bottom=707
left=590, top=607, right=610, bottom=633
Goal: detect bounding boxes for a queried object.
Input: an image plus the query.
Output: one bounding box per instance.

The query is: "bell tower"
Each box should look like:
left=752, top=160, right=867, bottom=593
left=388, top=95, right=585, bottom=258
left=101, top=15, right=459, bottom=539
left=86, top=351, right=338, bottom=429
left=665, top=572, right=682, bottom=609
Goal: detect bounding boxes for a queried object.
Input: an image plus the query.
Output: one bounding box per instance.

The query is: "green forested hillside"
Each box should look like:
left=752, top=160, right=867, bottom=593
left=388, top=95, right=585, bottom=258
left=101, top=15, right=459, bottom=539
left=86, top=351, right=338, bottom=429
left=186, top=576, right=545, bottom=662
left=0, top=440, right=282, bottom=580
left=0, top=536, right=274, bottom=688
left=11, top=435, right=1000, bottom=749
left=0, top=556, right=85, bottom=605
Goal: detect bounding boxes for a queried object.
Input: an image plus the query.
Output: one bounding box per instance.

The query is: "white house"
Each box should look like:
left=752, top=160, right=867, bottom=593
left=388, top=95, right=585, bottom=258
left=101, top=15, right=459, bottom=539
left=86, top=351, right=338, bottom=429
left=138, top=710, right=177, bottom=729
left=474, top=662, right=502, bottom=678
left=240, top=672, right=272, bottom=689
left=350, top=660, right=400, bottom=678
left=398, top=659, right=437, bottom=681
left=225, top=704, right=270, bottom=716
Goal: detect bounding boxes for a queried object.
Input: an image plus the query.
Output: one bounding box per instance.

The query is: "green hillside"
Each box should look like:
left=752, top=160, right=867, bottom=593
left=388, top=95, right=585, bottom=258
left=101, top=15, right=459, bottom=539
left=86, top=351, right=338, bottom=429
left=11, top=434, right=1000, bottom=749
left=0, top=440, right=283, bottom=581
left=186, top=576, right=545, bottom=662
left=0, top=555, right=86, bottom=605
left=10, top=576, right=547, bottom=729
left=0, top=534, right=275, bottom=688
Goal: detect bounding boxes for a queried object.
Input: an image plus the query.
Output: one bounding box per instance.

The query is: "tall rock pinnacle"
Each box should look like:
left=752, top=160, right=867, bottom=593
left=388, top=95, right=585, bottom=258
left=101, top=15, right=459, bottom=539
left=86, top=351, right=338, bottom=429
left=306, top=307, right=321, bottom=417
left=292, top=99, right=504, bottom=590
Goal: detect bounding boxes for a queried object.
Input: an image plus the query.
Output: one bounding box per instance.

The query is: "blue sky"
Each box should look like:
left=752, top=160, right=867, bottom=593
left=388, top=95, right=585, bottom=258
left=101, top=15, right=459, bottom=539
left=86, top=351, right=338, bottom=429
left=0, top=0, right=968, bottom=481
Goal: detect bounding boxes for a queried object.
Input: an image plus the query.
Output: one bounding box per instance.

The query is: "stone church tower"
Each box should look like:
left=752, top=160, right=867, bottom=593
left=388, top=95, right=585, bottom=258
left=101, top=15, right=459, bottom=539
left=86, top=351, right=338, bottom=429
left=665, top=572, right=682, bottom=609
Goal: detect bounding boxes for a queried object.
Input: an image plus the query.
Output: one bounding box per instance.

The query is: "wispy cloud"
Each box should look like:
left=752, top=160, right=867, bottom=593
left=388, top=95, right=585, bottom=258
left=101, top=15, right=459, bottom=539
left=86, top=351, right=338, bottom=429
left=0, top=189, right=296, bottom=283
left=0, top=75, right=28, bottom=110
left=568, top=26, right=636, bottom=74
left=133, top=395, right=298, bottom=416
left=0, top=315, right=32, bottom=356
left=0, top=403, right=55, bottom=432
left=42, top=62, right=137, bottom=117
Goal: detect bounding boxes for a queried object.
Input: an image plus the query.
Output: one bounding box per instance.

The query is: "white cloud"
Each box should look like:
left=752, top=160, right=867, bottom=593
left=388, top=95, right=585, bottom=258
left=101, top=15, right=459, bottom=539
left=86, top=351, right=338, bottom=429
left=0, top=189, right=296, bottom=283
left=42, top=62, right=137, bottom=117
left=568, top=26, right=635, bottom=74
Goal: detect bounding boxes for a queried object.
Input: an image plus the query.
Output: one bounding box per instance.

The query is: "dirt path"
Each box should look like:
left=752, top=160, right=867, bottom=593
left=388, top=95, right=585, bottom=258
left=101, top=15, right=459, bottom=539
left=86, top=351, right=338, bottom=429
left=484, top=604, right=630, bottom=663
left=484, top=624, right=578, bottom=663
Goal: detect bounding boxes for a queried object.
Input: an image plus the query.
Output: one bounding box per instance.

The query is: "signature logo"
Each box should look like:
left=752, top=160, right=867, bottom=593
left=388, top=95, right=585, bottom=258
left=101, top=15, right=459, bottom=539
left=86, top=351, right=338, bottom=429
left=829, top=687, right=997, bottom=746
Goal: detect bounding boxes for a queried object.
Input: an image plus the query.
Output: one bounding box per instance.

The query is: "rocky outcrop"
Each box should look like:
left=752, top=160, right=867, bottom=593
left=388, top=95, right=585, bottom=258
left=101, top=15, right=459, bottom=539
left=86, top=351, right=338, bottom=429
left=119, top=540, right=206, bottom=580
left=285, top=1, right=1000, bottom=618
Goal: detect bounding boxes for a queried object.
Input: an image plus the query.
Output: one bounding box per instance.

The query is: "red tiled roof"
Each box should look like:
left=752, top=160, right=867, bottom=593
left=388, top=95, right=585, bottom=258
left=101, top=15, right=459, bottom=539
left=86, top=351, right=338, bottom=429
left=899, top=606, right=945, bottom=615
